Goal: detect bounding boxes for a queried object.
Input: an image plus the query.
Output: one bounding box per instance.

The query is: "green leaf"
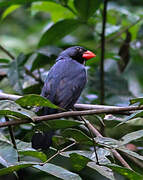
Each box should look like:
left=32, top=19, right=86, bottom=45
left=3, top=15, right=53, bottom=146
left=69, top=153, right=90, bottom=171
left=74, top=0, right=101, bottom=21
left=45, top=119, right=82, bottom=130
left=0, top=59, right=10, bottom=63
left=23, top=83, right=41, bottom=94
left=38, top=19, right=80, bottom=47
left=16, top=140, right=31, bottom=149
left=34, top=163, right=82, bottom=180
left=62, top=128, right=93, bottom=145
left=130, top=97, right=143, bottom=105
left=118, top=110, right=143, bottom=126
left=0, top=0, right=55, bottom=7
left=35, top=119, right=82, bottom=132
left=118, top=147, right=143, bottom=161
left=19, top=150, right=47, bottom=162
left=15, top=94, right=62, bottom=110
left=88, top=162, right=115, bottom=180
left=0, top=100, right=36, bottom=120
left=62, top=148, right=111, bottom=165
left=0, top=133, right=18, bottom=167
left=0, top=162, right=39, bottom=176
left=31, top=1, right=74, bottom=22
left=31, top=46, right=61, bottom=71
left=95, top=136, right=120, bottom=148
left=2, top=5, right=21, bottom=20
left=62, top=150, right=93, bottom=159
left=120, top=130, right=143, bottom=145
left=107, top=164, right=143, bottom=180
left=7, top=53, right=26, bottom=94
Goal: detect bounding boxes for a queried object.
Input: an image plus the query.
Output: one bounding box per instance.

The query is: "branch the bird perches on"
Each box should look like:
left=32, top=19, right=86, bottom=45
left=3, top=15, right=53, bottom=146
left=0, top=92, right=142, bottom=128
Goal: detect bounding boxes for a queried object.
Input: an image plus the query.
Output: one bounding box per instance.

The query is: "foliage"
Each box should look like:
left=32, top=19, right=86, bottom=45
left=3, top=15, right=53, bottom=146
left=0, top=0, right=143, bottom=179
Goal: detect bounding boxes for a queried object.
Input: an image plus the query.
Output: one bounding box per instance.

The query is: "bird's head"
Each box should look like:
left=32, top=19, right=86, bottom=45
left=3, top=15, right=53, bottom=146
left=57, top=46, right=96, bottom=64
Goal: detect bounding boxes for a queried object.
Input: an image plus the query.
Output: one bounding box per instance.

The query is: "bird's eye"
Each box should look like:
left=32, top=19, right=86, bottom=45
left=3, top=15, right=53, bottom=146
left=76, top=47, right=82, bottom=52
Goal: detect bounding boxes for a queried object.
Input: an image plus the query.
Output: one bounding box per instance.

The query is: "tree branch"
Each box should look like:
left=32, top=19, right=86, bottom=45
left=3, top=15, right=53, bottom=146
left=0, top=92, right=22, bottom=101
left=0, top=96, right=134, bottom=169
left=0, top=105, right=143, bottom=128
left=0, top=92, right=131, bottom=112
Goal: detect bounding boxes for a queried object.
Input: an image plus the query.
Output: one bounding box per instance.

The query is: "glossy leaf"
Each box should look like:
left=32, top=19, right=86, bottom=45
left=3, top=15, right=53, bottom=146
left=0, top=59, right=10, bottom=63
left=88, top=162, right=115, bottom=180
left=0, top=100, right=36, bottom=120
left=130, top=97, right=143, bottom=105
left=19, top=150, right=47, bottom=162
left=62, top=128, right=93, bottom=145
left=107, top=164, right=143, bottom=180
left=0, top=162, right=39, bottom=176
left=2, top=5, right=21, bottom=20
left=74, top=0, right=101, bottom=20
left=23, top=83, right=41, bottom=94
left=35, top=119, right=82, bottom=132
left=95, top=136, right=121, bottom=148
left=118, top=147, right=143, bottom=161
left=0, top=133, right=18, bottom=167
left=118, top=110, right=143, bottom=126
left=61, top=150, right=93, bottom=159
left=0, top=0, right=55, bottom=7
left=38, top=19, right=80, bottom=47
left=7, top=53, right=26, bottom=94
left=16, top=94, right=62, bottom=110
left=31, top=46, right=61, bottom=71
left=69, top=153, right=90, bottom=171
left=31, top=1, right=74, bottom=22
left=120, top=130, right=143, bottom=145
left=61, top=148, right=111, bottom=165
left=46, top=119, right=82, bottom=130
left=34, top=163, right=82, bottom=180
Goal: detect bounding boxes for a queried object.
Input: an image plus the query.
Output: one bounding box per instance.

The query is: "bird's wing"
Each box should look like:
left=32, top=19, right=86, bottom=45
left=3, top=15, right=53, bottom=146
left=41, top=60, right=86, bottom=110
left=55, top=71, right=86, bottom=109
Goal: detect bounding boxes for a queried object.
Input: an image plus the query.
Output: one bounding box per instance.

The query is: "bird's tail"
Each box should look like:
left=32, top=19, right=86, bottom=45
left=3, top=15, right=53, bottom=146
left=32, top=131, right=54, bottom=150
left=31, top=107, right=57, bottom=150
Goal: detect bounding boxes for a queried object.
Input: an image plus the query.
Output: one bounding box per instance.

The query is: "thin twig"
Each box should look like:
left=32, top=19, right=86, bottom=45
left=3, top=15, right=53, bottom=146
left=79, top=116, right=99, bottom=164
left=100, top=0, right=108, bottom=105
left=0, top=45, right=15, bottom=60
left=40, top=141, right=76, bottom=165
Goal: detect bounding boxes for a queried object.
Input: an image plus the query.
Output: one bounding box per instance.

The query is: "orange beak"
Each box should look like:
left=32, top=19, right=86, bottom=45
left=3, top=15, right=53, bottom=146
left=82, top=50, right=96, bottom=60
